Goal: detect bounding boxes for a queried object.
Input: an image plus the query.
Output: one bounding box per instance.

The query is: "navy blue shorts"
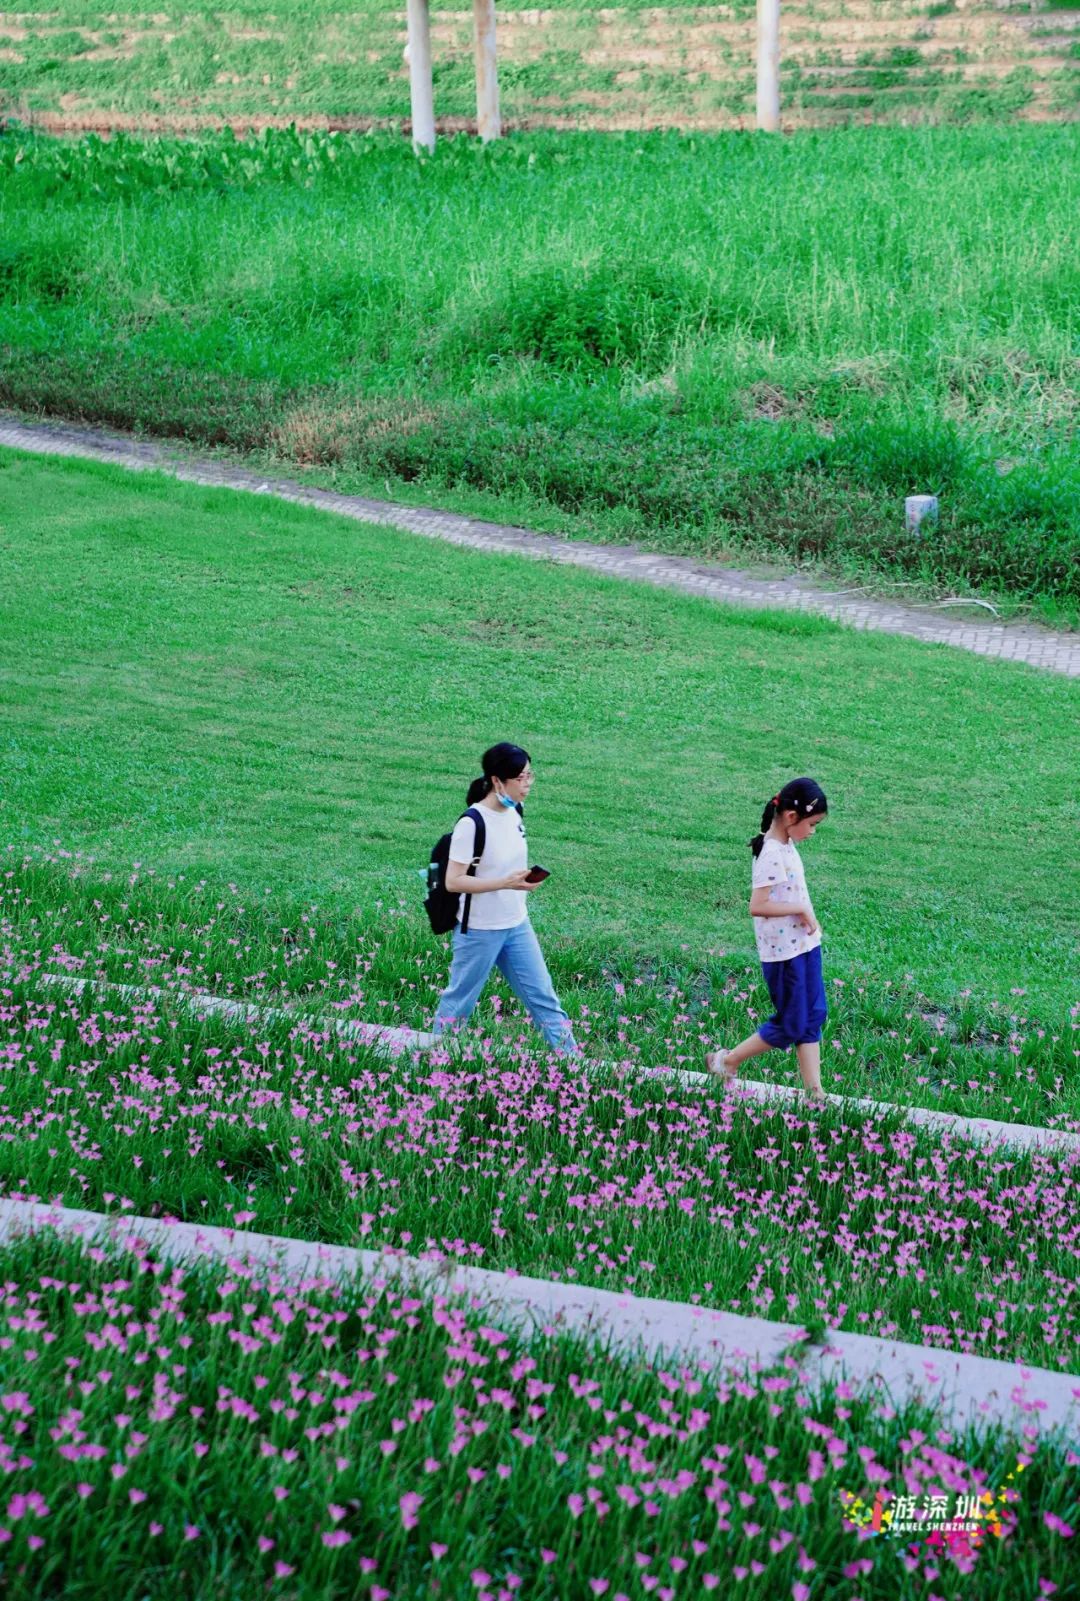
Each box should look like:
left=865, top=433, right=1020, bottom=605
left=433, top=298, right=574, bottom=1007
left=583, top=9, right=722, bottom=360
left=758, top=945, right=827, bottom=1049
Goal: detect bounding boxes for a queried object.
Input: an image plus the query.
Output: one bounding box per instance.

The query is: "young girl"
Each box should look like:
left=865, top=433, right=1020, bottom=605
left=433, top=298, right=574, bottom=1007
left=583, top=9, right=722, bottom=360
left=431, top=742, right=580, bottom=1056
left=707, top=777, right=829, bottom=1103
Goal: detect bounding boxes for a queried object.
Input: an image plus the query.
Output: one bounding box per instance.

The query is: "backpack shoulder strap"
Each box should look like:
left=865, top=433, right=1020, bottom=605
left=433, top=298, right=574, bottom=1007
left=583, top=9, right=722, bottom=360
left=459, top=807, right=486, bottom=934
left=464, top=807, right=486, bottom=864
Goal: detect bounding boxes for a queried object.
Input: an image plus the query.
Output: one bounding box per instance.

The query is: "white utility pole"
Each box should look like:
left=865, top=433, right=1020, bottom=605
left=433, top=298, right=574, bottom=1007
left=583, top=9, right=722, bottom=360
left=756, top=0, right=781, bottom=131
left=406, top=0, right=436, bottom=152
left=473, top=0, right=501, bottom=141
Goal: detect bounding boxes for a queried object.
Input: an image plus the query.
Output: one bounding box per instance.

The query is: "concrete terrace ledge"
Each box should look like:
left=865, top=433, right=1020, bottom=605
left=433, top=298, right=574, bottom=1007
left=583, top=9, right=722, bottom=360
left=1, top=1198, right=1078, bottom=1442
left=34, top=971, right=1080, bottom=1159
left=2, top=412, right=1078, bottom=677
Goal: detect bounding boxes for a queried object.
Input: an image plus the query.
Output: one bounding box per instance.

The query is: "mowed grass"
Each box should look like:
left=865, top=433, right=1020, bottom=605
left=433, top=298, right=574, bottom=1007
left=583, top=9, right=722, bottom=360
left=1, top=125, right=1077, bottom=617
left=1, top=447, right=1078, bottom=1029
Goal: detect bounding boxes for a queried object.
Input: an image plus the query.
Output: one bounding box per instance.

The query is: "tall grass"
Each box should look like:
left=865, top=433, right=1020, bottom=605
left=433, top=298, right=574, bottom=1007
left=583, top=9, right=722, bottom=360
left=1, top=125, right=1077, bottom=612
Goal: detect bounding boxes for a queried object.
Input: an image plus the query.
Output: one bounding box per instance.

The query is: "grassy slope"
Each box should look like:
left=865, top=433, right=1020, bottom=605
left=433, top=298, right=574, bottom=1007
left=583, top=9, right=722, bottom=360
left=1, top=448, right=1077, bottom=1022
left=1, top=126, right=1077, bottom=620
left=3, top=0, right=1073, bottom=130
left=3, top=962, right=1080, bottom=1365
left=1, top=1230, right=1074, bottom=1601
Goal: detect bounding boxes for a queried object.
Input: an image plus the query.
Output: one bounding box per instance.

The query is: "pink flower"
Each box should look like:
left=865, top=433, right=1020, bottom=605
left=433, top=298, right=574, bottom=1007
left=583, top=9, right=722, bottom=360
left=590, top=1583, right=609, bottom=1597
left=128, top=1489, right=147, bottom=1506
left=399, top=1492, right=424, bottom=1530
left=184, top=1524, right=200, bottom=1541
left=149, top=1523, right=163, bottom=1537
left=258, top=1537, right=275, bottom=1553
left=431, top=1543, right=448, bottom=1561
left=322, top=1531, right=351, bottom=1548
left=274, top=1563, right=295, bottom=1579
left=1044, top=1512, right=1074, bottom=1538
left=793, top=1586, right=812, bottom=1601
left=540, top=1550, right=557, bottom=1565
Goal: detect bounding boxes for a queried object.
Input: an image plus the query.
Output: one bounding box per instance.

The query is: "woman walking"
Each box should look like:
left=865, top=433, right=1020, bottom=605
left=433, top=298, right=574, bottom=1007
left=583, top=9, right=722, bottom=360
left=432, top=743, right=580, bottom=1056
left=707, top=777, right=829, bottom=1103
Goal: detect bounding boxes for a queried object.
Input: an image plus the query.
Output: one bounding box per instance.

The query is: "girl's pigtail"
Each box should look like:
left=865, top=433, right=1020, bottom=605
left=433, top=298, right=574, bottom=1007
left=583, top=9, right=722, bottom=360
left=465, top=775, right=491, bottom=805
left=749, top=796, right=778, bottom=859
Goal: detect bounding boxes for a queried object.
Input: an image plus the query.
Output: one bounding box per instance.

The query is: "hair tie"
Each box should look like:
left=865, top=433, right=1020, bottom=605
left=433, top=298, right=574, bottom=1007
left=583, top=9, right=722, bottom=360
left=771, top=795, right=779, bottom=805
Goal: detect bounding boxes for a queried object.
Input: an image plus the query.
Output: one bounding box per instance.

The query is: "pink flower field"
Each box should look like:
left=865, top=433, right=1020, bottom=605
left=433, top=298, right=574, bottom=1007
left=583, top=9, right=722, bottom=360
left=0, top=1227, right=1076, bottom=1600
left=1, top=852, right=1077, bottom=1596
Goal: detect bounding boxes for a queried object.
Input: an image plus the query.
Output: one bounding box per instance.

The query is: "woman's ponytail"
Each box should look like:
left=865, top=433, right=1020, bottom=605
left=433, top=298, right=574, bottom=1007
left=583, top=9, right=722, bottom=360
left=465, top=775, right=492, bottom=805
left=464, top=742, right=531, bottom=807
left=750, top=778, right=827, bottom=857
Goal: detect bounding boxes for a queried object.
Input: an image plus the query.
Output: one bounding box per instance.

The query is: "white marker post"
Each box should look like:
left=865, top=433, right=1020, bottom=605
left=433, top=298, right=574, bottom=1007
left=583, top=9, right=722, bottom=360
left=756, top=0, right=781, bottom=131
left=406, top=0, right=436, bottom=153
left=473, top=0, right=501, bottom=142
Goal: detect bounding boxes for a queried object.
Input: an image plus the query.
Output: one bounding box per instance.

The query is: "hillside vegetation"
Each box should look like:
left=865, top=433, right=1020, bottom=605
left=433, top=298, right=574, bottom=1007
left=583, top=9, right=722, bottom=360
left=2, top=124, right=1077, bottom=615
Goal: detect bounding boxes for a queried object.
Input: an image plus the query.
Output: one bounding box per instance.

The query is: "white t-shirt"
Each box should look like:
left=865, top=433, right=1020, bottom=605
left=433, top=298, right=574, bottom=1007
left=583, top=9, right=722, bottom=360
left=448, top=804, right=529, bottom=931
left=750, top=836, right=821, bottom=963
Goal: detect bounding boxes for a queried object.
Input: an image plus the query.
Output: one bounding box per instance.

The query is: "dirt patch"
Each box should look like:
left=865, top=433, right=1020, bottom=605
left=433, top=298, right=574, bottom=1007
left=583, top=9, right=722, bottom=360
left=747, top=382, right=803, bottom=423
left=269, top=398, right=445, bottom=467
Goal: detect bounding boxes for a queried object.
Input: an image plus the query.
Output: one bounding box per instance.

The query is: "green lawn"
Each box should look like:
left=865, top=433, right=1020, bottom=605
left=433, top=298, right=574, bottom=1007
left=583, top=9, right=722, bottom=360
left=2, top=124, right=1077, bottom=620
left=1, top=447, right=1077, bottom=1031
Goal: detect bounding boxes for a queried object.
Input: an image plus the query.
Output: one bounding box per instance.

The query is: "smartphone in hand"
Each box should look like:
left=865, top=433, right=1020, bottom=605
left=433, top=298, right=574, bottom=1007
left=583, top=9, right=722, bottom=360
left=524, top=866, right=551, bottom=884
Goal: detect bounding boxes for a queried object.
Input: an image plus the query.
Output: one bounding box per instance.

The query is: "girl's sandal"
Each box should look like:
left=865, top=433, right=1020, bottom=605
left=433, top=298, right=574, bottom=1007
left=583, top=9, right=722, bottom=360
left=705, top=1051, right=739, bottom=1084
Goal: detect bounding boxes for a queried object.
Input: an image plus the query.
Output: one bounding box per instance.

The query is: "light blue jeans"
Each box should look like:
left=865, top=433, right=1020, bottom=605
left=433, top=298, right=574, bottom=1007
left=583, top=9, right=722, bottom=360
left=432, top=919, right=579, bottom=1054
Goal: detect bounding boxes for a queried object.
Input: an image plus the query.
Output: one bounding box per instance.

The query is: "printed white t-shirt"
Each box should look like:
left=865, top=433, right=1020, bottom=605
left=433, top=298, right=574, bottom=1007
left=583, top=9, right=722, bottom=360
left=448, top=804, right=529, bottom=931
left=750, top=836, right=821, bottom=963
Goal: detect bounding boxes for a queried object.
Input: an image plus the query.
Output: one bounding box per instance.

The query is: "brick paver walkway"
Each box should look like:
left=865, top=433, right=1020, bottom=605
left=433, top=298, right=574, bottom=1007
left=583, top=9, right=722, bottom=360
left=4, top=412, right=1078, bottom=676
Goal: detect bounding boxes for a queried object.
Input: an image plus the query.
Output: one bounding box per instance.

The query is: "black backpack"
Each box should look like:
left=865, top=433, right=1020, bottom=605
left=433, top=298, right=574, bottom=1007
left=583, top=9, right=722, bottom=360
left=424, top=804, right=523, bottom=935
left=424, top=807, right=485, bottom=935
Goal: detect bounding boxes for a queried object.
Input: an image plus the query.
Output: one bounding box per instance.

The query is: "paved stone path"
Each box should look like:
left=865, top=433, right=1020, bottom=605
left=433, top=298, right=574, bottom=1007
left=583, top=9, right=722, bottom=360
left=3, top=1198, right=1077, bottom=1437
left=4, top=412, right=1078, bottom=677
left=39, top=972, right=1080, bottom=1157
